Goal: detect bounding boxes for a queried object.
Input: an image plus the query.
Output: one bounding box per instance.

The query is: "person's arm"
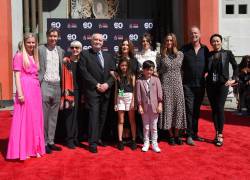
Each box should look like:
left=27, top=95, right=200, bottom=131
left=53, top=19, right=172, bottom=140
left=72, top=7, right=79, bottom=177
left=136, top=80, right=144, bottom=114
left=130, top=75, right=136, bottom=110
left=156, top=77, right=163, bottom=113
left=14, top=71, right=24, bottom=103
left=114, top=79, right=118, bottom=111
left=225, top=51, right=238, bottom=86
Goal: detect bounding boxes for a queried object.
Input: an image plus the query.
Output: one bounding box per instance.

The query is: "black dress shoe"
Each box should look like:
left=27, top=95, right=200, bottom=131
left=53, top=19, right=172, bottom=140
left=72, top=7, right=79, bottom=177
left=48, top=144, right=62, bottom=151
left=168, top=137, right=175, bottom=145
left=74, top=140, right=84, bottom=148
left=193, top=135, right=205, bottom=142
left=98, top=140, right=107, bottom=147
left=66, top=142, right=76, bottom=149
left=175, top=137, right=183, bottom=145
left=117, top=141, right=124, bottom=151
left=89, top=146, right=98, bottom=153
left=45, top=145, right=52, bottom=154
left=130, top=140, right=137, bottom=150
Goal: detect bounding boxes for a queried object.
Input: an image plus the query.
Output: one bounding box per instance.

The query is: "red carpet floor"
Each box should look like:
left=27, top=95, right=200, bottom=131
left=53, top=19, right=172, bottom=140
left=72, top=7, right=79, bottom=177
left=0, top=106, right=250, bottom=180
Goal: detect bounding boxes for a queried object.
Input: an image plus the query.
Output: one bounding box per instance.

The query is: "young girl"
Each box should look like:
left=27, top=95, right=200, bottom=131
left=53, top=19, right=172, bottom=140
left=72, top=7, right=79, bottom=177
left=7, top=33, right=45, bottom=160
left=137, top=60, right=163, bottom=152
left=114, top=58, right=137, bottom=150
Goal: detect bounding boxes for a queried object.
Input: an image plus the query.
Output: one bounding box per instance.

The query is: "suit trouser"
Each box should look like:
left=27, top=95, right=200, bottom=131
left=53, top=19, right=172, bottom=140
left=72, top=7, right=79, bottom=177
left=183, top=85, right=205, bottom=137
left=64, top=90, right=79, bottom=144
left=141, top=105, right=159, bottom=144
left=41, top=81, right=61, bottom=145
left=206, top=84, right=228, bottom=134
left=88, top=94, right=109, bottom=147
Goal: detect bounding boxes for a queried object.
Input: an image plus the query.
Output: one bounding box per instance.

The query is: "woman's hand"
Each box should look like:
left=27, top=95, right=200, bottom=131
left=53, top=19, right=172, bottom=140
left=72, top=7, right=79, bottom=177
left=130, top=101, right=135, bottom=110
left=225, top=80, right=236, bottom=86
left=18, top=95, right=25, bottom=103
left=114, top=104, right=118, bottom=111
left=138, top=105, right=144, bottom=115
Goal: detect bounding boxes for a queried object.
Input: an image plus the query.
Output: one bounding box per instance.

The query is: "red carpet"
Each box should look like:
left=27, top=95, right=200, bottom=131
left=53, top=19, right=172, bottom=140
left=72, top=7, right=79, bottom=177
left=0, top=107, right=250, bottom=180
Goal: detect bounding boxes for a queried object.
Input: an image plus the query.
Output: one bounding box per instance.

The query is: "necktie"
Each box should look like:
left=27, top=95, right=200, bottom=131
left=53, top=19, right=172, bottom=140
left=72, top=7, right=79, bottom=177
left=97, top=51, right=104, bottom=68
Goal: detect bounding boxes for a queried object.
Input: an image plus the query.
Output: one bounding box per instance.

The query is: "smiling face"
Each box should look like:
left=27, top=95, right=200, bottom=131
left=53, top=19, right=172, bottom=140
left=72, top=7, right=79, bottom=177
left=70, top=46, right=81, bottom=56
left=210, top=36, right=222, bottom=51
left=24, top=36, right=36, bottom=55
left=91, top=33, right=103, bottom=52
left=190, top=27, right=200, bottom=44
left=142, top=37, right=150, bottom=50
left=165, top=35, right=173, bottom=49
left=47, top=31, right=59, bottom=48
left=121, top=40, right=129, bottom=55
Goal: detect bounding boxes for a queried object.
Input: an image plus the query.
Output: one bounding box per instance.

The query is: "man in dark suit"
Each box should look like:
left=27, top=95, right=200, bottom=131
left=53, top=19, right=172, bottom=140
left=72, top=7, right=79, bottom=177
left=78, top=33, right=115, bottom=153
left=181, top=26, right=209, bottom=146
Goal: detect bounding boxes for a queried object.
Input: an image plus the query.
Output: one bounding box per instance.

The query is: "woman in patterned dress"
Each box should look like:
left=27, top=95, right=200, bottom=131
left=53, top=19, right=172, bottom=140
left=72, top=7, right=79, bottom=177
left=157, top=33, right=187, bottom=145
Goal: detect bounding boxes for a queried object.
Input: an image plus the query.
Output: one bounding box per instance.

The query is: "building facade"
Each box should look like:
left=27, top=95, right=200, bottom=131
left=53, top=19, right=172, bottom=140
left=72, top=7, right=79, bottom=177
left=1, top=0, right=248, bottom=101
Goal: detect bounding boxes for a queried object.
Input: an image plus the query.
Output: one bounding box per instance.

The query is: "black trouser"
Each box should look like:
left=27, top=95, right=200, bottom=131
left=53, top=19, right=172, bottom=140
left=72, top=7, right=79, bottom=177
left=64, top=90, right=79, bottom=144
left=206, top=84, right=229, bottom=134
left=183, top=85, right=205, bottom=137
left=88, top=94, right=110, bottom=147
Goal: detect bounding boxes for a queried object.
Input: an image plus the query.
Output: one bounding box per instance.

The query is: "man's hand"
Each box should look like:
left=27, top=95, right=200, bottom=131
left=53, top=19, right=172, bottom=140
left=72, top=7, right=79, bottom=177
left=99, top=83, right=109, bottom=92
left=157, top=102, right=163, bottom=113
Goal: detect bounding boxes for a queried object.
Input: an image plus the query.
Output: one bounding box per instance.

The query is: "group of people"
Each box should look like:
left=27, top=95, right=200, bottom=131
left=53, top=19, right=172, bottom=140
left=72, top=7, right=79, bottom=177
left=6, top=25, right=239, bottom=160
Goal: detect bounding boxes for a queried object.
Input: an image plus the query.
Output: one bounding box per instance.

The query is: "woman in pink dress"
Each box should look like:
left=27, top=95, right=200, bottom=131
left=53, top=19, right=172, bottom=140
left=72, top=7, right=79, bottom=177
left=6, top=33, right=45, bottom=160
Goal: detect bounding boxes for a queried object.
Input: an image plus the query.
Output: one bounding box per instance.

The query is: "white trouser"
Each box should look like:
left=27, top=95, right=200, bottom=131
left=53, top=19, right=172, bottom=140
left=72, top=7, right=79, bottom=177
left=141, top=105, right=159, bottom=144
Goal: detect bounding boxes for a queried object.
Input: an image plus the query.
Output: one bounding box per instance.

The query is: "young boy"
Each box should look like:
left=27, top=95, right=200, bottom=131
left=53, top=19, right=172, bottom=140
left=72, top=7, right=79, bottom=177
left=136, top=60, right=163, bottom=152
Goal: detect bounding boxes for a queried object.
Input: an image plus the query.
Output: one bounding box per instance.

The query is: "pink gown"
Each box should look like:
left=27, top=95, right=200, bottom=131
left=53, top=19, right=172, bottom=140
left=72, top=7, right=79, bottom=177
left=6, top=52, right=45, bottom=160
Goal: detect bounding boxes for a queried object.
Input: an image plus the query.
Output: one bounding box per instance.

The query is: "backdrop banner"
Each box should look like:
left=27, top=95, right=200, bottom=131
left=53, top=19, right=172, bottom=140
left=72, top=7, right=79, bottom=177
left=47, top=18, right=153, bottom=54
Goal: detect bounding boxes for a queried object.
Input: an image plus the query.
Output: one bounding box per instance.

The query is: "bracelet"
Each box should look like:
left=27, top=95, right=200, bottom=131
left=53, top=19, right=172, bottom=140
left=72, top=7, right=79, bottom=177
left=18, top=95, right=24, bottom=98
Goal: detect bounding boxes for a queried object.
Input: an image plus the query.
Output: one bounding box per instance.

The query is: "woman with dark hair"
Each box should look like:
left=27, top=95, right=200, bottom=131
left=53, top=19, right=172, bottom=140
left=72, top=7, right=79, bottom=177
left=237, top=55, right=250, bottom=113
left=112, top=38, right=139, bottom=147
left=116, top=38, right=139, bottom=75
left=136, top=33, right=157, bottom=73
left=157, top=33, right=186, bottom=145
left=206, top=33, right=238, bottom=147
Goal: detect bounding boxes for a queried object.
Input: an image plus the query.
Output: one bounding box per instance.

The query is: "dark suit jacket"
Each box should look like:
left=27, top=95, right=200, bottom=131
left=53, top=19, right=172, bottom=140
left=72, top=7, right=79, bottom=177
left=38, top=44, right=64, bottom=83
left=136, top=76, right=163, bottom=113
left=207, top=49, right=238, bottom=81
left=78, top=48, right=115, bottom=99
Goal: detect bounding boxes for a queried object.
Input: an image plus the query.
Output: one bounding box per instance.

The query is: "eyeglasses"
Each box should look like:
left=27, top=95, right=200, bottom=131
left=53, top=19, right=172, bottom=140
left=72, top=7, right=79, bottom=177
left=70, top=46, right=80, bottom=49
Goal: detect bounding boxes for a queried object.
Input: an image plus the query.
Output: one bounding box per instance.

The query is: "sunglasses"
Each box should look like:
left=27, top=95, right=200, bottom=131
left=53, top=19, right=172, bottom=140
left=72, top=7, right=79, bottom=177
left=70, top=46, right=80, bottom=49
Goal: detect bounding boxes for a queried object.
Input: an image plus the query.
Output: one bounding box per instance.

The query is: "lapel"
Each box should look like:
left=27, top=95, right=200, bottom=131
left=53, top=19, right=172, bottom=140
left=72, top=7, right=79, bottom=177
left=142, top=77, right=151, bottom=95
left=56, top=46, right=63, bottom=69
left=90, top=49, right=104, bottom=71
left=221, top=50, right=227, bottom=70
left=42, top=45, right=47, bottom=71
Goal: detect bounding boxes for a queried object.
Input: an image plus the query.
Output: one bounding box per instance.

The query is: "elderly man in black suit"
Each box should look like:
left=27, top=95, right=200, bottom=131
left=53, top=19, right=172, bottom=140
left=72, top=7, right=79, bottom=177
left=78, top=33, right=115, bottom=153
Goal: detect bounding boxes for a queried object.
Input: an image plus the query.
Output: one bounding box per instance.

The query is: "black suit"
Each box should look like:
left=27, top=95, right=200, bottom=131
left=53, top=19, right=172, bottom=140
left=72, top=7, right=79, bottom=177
left=206, top=49, right=238, bottom=134
left=78, top=48, right=115, bottom=147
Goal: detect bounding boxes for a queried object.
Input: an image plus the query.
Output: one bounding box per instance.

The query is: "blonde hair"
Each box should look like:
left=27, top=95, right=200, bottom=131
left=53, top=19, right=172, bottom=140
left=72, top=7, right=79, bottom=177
left=22, top=33, right=39, bottom=69
left=160, top=33, right=178, bottom=58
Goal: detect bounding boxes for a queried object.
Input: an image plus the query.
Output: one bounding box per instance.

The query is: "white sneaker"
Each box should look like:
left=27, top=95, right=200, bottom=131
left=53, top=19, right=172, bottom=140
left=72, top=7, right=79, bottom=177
left=152, top=143, right=161, bottom=153
left=141, top=143, right=150, bottom=152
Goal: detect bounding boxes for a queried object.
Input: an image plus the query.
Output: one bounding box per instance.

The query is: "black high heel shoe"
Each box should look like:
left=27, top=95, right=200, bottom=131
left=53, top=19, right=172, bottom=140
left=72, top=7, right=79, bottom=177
left=215, top=134, right=223, bottom=147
